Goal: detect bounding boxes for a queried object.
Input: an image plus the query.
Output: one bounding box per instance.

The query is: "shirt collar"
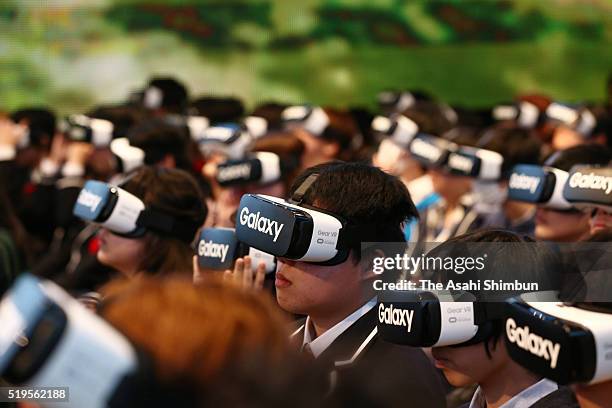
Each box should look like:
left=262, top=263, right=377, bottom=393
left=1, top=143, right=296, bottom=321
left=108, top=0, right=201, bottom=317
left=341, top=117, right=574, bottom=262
left=469, top=378, right=558, bottom=408
left=302, top=297, right=377, bottom=358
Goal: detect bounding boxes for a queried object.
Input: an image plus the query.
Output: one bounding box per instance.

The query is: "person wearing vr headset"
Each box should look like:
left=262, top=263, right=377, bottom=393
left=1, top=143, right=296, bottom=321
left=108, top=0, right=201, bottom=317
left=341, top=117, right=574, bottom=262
left=410, top=126, right=482, bottom=243
left=508, top=145, right=612, bottom=242
left=88, top=166, right=207, bottom=281
left=210, top=132, right=305, bottom=228
left=378, top=229, right=577, bottom=408
left=235, top=161, right=447, bottom=405
left=281, top=105, right=359, bottom=169
left=463, top=124, right=543, bottom=236
left=502, top=266, right=612, bottom=408
left=547, top=104, right=612, bottom=152
left=560, top=164, right=612, bottom=237
left=131, top=76, right=189, bottom=116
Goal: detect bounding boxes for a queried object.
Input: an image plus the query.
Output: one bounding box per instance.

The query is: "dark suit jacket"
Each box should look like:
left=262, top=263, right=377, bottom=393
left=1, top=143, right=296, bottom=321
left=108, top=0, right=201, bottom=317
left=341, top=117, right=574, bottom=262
left=292, top=307, right=447, bottom=407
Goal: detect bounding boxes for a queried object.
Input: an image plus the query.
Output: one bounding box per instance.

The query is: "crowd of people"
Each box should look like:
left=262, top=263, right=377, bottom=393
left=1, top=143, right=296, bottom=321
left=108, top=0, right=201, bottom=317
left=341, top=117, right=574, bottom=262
left=0, top=74, right=611, bottom=407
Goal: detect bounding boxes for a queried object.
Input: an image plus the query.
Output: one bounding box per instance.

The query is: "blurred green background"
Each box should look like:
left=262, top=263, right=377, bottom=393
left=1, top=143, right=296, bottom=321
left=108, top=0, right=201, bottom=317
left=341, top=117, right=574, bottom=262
left=1, top=0, right=611, bottom=114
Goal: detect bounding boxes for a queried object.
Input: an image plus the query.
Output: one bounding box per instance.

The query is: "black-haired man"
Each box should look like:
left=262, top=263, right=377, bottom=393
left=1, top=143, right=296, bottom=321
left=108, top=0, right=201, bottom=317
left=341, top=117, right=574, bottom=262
left=272, top=162, right=447, bottom=406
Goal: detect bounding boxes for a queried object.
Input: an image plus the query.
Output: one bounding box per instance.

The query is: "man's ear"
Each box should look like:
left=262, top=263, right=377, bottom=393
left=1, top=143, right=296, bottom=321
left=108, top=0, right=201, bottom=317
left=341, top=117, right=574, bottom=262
left=359, top=248, right=386, bottom=282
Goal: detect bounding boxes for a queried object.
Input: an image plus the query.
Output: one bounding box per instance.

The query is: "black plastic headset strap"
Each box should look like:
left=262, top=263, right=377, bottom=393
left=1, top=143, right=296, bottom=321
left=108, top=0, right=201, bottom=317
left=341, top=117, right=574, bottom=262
left=137, top=208, right=199, bottom=243
left=288, top=173, right=319, bottom=205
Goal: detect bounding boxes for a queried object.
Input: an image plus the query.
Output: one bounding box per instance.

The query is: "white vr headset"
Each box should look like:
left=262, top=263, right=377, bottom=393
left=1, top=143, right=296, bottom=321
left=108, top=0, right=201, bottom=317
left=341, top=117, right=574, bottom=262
left=0, top=274, right=138, bottom=407
left=73, top=180, right=200, bottom=243
left=371, top=115, right=421, bottom=172
left=563, top=166, right=612, bottom=212
left=445, top=145, right=504, bottom=181
left=281, top=105, right=329, bottom=137
left=492, top=101, right=541, bottom=129
left=505, top=294, right=612, bottom=385
left=197, top=227, right=276, bottom=273
left=61, top=114, right=114, bottom=148
left=235, top=174, right=377, bottom=265
left=371, top=114, right=419, bottom=149
left=545, top=103, right=597, bottom=137
left=186, top=115, right=210, bottom=141
left=508, top=164, right=573, bottom=210
left=377, top=91, right=416, bottom=113
left=377, top=289, right=508, bottom=348
left=408, top=134, right=454, bottom=168
left=215, top=152, right=283, bottom=187
left=243, top=116, right=268, bottom=139
left=109, top=138, right=145, bottom=174
left=195, top=123, right=253, bottom=160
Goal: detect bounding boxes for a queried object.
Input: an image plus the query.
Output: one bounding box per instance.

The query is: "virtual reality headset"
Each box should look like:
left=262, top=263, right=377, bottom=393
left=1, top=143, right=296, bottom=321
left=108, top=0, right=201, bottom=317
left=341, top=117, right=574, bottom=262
left=215, top=152, right=283, bottom=187
left=408, top=134, right=454, bottom=168
left=196, top=227, right=276, bottom=273
left=60, top=114, right=114, bottom=147
left=109, top=138, right=145, bottom=173
left=0, top=274, right=138, bottom=407
left=196, top=123, right=253, bottom=160
left=73, top=180, right=200, bottom=243
left=377, top=289, right=510, bottom=347
left=186, top=115, right=210, bottom=140
left=444, top=145, right=504, bottom=181
left=243, top=116, right=268, bottom=139
left=545, top=103, right=597, bottom=137
left=508, top=164, right=572, bottom=210
left=281, top=105, right=329, bottom=137
left=371, top=115, right=419, bottom=149
left=492, top=101, right=541, bottom=129
left=504, top=295, right=612, bottom=385
left=377, top=91, right=416, bottom=113
left=563, top=166, right=612, bottom=211
left=235, top=174, right=375, bottom=265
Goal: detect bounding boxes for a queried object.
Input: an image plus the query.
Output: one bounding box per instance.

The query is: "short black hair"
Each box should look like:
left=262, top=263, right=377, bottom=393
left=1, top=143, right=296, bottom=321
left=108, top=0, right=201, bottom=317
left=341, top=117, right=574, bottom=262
left=402, top=101, right=455, bottom=136
left=189, top=96, right=245, bottom=124
left=477, top=124, right=542, bottom=177
left=288, top=162, right=418, bottom=262
left=10, top=107, right=56, bottom=147
left=148, top=77, right=189, bottom=114
left=544, top=144, right=612, bottom=171
left=87, top=104, right=148, bottom=139
left=128, top=118, right=191, bottom=170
